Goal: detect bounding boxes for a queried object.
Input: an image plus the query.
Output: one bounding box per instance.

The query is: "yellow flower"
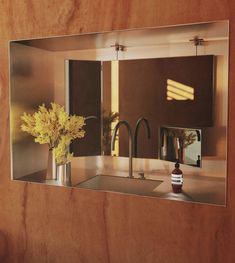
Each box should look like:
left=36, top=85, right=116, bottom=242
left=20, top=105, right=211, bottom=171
left=21, top=103, right=85, bottom=164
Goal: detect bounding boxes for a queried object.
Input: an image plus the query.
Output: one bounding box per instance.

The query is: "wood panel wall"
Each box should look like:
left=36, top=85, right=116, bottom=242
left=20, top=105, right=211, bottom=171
left=0, top=1, right=234, bottom=262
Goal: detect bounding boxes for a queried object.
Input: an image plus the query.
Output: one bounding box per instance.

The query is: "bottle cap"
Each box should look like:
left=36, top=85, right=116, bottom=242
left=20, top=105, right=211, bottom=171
left=175, top=162, right=180, bottom=168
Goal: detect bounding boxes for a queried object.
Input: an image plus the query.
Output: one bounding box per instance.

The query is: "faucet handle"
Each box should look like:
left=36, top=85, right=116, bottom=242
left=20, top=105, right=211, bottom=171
left=138, top=171, right=145, bottom=180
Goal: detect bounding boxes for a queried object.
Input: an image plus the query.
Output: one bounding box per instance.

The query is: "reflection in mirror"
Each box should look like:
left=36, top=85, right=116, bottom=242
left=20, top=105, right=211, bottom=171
left=106, top=56, right=213, bottom=160
left=69, top=60, right=102, bottom=157
left=160, top=127, right=201, bottom=167
left=69, top=55, right=214, bottom=160
left=134, top=117, right=151, bottom=158
left=102, top=111, right=119, bottom=156
left=9, top=21, right=228, bottom=206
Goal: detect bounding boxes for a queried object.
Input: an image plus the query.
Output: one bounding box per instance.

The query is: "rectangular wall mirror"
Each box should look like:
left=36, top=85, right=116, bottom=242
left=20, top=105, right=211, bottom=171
left=69, top=55, right=213, bottom=164
left=10, top=21, right=228, bottom=205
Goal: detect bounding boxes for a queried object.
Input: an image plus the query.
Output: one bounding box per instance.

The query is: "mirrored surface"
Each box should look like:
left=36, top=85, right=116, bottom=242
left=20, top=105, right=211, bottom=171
left=9, top=21, right=228, bottom=206
left=69, top=55, right=214, bottom=164
left=159, top=127, right=201, bottom=167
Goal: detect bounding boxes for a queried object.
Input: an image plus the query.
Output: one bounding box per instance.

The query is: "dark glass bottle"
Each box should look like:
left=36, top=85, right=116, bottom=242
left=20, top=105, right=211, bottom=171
left=196, top=155, right=201, bottom=167
left=171, top=162, right=183, bottom=193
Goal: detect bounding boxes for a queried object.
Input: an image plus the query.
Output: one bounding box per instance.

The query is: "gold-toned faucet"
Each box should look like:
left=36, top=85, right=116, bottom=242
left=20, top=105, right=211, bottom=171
left=111, top=120, right=134, bottom=178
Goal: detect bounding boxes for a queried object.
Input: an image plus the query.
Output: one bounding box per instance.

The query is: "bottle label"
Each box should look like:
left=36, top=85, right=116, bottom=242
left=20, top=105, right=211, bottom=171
left=171, top=173, right=183, bottom=185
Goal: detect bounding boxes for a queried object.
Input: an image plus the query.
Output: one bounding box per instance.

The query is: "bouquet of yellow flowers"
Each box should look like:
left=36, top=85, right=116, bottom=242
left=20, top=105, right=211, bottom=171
left=21, top=103, right=85, bottom=165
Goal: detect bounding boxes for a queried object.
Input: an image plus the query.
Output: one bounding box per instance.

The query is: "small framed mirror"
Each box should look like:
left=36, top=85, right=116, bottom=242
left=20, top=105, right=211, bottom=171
left=159, top=126, right=201, bottom=167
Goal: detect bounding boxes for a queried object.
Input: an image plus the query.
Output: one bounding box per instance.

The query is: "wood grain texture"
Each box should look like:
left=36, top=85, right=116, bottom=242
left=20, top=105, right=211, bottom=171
left=0, top=0, right=235, bottom=262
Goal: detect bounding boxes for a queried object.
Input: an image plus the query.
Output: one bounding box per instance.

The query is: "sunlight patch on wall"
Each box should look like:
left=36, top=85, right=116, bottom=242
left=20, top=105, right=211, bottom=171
left=167, top=79, right=194, bottom=100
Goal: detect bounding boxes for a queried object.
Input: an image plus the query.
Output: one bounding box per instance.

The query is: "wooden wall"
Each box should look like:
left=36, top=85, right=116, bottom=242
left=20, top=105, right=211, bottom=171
left=0, top=1, right=234, bottom=262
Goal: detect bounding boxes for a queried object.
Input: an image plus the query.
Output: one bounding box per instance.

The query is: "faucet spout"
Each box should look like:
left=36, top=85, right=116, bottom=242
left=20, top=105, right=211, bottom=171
left=111, top=120, right=134, bottom=178
left=134, top=117, right=151, bottom=157
left=85, top=116, right=98, bottom=121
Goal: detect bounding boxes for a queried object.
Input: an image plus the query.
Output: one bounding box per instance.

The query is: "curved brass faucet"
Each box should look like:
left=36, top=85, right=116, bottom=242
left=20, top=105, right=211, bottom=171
left=134, top=117, right=151, bottom=157
left=111, top=120, right=134, bottom=178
